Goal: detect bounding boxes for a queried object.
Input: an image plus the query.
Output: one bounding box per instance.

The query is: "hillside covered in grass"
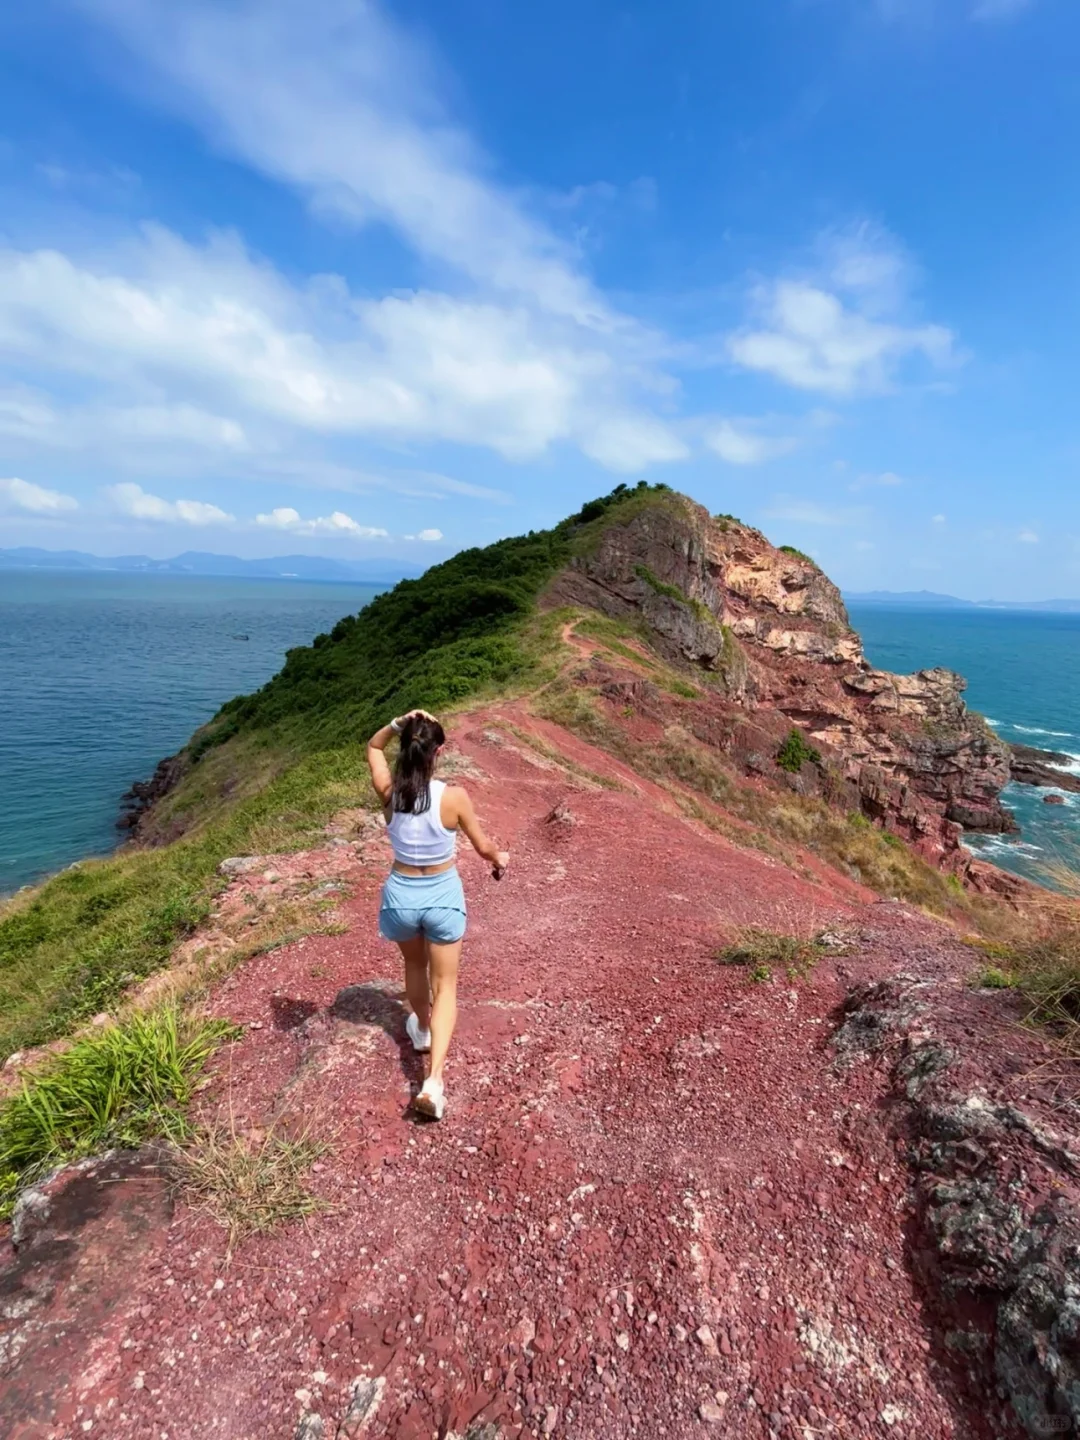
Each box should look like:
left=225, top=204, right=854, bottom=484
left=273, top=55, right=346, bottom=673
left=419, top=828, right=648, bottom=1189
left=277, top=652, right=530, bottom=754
left=0, top=478, right=1033, bottom=1062
left=0, top=483, right=666, bottom=1057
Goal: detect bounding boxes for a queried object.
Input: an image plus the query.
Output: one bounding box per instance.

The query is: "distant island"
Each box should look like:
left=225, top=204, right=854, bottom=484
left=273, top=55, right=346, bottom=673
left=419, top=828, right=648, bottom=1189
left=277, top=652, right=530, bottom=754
left=0, top=546, right=422, bottom=585
left=845, top=588, right=1080, bottom=613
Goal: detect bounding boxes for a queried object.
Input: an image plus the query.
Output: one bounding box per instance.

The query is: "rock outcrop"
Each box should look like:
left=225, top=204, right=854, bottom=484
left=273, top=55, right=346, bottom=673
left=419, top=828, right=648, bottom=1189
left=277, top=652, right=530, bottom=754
left=1010, top=743, right=1080, bottom=794
left=546, top=493, right=1015, bottom=865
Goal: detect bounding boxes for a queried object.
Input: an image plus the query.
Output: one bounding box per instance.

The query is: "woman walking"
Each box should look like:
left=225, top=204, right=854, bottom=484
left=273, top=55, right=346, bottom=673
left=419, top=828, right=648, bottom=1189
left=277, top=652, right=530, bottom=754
left=367, top=709, right=509, bottom=1119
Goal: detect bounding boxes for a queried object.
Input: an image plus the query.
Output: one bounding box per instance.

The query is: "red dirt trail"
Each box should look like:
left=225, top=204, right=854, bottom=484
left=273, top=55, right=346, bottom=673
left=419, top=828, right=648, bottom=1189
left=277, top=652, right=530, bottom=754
left=3, top=710, right=1017, bottom=1440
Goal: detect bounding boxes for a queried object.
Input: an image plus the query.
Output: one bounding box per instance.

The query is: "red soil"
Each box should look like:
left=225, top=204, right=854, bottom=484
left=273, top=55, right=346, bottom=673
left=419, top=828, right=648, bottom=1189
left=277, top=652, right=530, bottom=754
left=2, top=709, right=1036, bottom=1439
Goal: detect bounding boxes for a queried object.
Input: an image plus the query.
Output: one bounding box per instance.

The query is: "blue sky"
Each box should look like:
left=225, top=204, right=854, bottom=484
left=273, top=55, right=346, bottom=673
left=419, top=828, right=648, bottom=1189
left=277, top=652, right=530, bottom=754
left=0, top=0, right=1075, bottom=597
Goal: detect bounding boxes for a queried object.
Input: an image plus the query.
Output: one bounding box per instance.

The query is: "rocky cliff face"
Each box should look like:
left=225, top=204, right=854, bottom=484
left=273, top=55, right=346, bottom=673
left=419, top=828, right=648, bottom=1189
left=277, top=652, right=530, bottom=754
left=546, top=493, right=1015, bottom=866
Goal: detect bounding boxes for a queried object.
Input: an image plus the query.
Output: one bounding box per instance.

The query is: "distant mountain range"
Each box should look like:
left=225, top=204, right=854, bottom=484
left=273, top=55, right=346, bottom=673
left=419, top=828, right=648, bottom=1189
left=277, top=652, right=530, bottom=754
left=0, top=546, right=422, bottom=585
left=844, top=588, right=1080, bottom=613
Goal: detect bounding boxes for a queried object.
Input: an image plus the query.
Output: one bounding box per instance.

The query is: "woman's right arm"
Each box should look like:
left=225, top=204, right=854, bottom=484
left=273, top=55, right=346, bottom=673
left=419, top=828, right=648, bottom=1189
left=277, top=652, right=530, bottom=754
left=365, top=721, right=397, bottom=806
left=451, top=787, right=510, bottom=870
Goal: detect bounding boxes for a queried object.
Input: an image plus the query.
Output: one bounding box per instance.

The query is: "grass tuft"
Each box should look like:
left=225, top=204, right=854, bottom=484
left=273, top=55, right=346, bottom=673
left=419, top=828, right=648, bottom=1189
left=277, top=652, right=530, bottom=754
left=175, top=1116, right=327, bottom=1251
left=0, top=1008, right=236, bottom=1216
left=717, top=927, right=830, bottom=982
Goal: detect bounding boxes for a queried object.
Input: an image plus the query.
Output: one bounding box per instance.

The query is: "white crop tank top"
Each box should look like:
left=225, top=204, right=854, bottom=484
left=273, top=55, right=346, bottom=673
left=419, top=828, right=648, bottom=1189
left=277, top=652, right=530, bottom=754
left=387, top=779, right=458, bottom=866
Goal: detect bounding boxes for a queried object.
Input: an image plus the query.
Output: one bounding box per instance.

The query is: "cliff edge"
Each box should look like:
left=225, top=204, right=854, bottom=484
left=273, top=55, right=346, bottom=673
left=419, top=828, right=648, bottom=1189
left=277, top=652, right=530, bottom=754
left=546, top=491, right=1014, bottom=868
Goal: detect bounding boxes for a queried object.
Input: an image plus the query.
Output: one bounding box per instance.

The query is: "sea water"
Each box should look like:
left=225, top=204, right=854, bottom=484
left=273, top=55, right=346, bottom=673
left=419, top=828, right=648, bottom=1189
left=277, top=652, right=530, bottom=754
left=849, top=605, right=1080, bottom=885
left=0, top=572, right=381, bottom=895
left=1, top=577, right=1075, bottom=896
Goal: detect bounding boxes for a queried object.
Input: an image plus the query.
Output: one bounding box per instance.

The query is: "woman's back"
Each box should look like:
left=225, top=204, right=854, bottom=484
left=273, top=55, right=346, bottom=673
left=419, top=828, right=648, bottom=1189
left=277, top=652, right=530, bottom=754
left=386, top=779, right=457, bottom=866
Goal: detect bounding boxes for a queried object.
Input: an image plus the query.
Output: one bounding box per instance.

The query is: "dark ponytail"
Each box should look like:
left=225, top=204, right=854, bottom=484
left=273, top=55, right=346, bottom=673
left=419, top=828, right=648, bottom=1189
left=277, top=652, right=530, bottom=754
left=392, top=714, right=446, bottom=814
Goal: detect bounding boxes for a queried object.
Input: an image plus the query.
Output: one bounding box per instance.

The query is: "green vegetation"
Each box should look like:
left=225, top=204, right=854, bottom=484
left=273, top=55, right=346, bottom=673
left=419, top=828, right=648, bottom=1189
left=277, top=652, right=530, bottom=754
left=974, top=965, right=1018, bottom=990
left=175, top=1118, right=327, bottom=1251
left=634, top=563, right=688, bottom=605
left=0, top=1009, right=235, bottom=1216
left=776, top=728, right=822, bottom=774
left=536, top=681, right=976, bottom=917
left=1, top=482, right=676, bottom=1059
left=778, top=545, right=817, bottom=567
left=713, top=512, right=742, bottom=531
left=634, top=563, right=716, bottom=627
left=574, top=613, right=702, bottom=698
left=717, top=928, right=832, bottom=983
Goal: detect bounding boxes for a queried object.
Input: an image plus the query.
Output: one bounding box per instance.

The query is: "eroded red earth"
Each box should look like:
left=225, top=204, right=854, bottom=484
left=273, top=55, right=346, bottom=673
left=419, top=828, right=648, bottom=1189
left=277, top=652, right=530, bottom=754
left=1, top=709, right=1047, bottom=1439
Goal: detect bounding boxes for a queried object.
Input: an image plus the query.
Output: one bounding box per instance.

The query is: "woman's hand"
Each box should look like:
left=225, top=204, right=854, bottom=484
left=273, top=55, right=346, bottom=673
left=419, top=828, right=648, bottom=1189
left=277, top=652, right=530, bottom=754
left=394, top=707, right=437, bottom=728
left=494, top=850, right=510, bottom=871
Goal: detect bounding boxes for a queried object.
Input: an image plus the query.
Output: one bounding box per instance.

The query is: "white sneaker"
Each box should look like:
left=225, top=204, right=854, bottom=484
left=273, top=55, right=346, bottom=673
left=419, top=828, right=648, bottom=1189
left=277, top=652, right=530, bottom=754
left=405, top=1012, right=431, bottom=1053
left=412, top=1076, right=445, bottom=1120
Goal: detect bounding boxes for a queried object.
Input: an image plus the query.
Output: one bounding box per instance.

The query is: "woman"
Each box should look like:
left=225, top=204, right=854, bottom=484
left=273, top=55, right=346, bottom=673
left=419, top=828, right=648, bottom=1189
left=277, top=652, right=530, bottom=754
left=366, top=709, right=509, bottom=1120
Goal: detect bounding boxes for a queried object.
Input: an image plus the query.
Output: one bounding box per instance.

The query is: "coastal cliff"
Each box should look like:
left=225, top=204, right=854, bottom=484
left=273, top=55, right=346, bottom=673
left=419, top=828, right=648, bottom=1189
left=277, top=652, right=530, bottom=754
left=546, top=493, right=1014, bottom=867
left=8, top=481, right=1080, bottom=1440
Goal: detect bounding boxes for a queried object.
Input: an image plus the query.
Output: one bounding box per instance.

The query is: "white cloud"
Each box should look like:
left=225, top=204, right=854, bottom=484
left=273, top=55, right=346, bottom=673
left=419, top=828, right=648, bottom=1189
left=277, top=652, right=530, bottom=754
left=705, top=420, right=799, bottom=466
left=729, top=224, right=957, bottom=396
left=932, top=513, right=947, bottom=524
left=79, top=0, right=615, bottom=329
left=970, top=0, right=1033, bottom=19
left=762, top=497, right=870, bottom=526
left=255, top=506, right=388, bottom=538
left=404, top=528, right=444, bottom=542
left=580, top=413, right=689, bottom=471
left=1018, top=528, right=1039, bottom=544
left=0, top=476, right=79, bottom=514
left=106, top=481, right=233, bottom=525
left=0, top=226, right=683, bottom=474
left=849, top=470, right=906, bottom=491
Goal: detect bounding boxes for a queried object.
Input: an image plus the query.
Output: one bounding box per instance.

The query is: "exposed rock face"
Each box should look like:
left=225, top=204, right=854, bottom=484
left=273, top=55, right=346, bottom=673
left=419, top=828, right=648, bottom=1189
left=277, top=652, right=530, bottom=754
left=1010, top=743, right=1080, bottom=794
left=546, top=494, right=1015, bottom=864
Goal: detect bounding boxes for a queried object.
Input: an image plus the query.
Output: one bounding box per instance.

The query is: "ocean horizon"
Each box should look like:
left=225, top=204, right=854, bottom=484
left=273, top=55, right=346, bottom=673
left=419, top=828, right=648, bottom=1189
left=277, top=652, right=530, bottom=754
left=1, top=577, right=1075, bottom=897
left=0, top=571, right=382, bottom=896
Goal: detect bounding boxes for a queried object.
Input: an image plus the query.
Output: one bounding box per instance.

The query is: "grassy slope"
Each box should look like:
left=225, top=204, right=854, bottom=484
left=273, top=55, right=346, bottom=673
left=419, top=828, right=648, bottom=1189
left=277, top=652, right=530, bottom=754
left=0, top=482, right=666, bottom=1059
left=3, top=477, right=1053, bottom=1063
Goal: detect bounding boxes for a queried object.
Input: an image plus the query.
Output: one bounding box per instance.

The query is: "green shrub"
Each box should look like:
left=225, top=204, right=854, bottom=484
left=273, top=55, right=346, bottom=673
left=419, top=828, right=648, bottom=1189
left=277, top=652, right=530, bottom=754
left=2, top=482, right=679, bottom=1057
left=779, top=545, right=817, bottom=567
left=0, top=1009, right=236, bottom=1215
left=717, top=928, right=830, bottom=981
left=776, top=728, right=822, bottom=774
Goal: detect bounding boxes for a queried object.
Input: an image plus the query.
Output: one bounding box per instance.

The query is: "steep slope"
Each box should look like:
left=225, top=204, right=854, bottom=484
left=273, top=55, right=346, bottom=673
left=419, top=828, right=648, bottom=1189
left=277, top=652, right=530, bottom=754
left=6, top=707, right=1076, bottom=1440
left=0, top=482, right=1017, bottom=1064
left=546, top=492, right=1014, bottom=865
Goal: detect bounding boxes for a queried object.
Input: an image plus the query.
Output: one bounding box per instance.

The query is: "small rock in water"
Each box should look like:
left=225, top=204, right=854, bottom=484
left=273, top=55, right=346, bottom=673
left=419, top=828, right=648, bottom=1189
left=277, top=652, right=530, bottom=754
left=1044, top=794, right=1066, bottom=806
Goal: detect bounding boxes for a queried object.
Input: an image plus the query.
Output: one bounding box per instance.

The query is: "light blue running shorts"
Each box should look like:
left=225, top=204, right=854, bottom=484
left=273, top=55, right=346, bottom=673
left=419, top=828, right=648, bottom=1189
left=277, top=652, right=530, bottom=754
left=378, top=867, right=467, bottom=945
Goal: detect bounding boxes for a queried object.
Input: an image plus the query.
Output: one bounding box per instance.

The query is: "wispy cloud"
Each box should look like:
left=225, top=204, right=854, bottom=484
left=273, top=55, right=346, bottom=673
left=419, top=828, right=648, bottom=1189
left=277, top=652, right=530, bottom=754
left=255, top=506, right=388, bottom=538
left=404, top=528, right=444, bottom=542
left=849, top=470, right=906, bottom=492
left=1018, top=528, right=1039, bottom=544
left=0, top=476, right=79, bottom=514
left=105, top=481, right=233, bottom=525
left=729, top=223, right=958, bottom=396
left=970, top=0, right=1034, bottom=20
left=705, top=419, right=800, bottom=467
left=762, top=496, right=870, bottom=526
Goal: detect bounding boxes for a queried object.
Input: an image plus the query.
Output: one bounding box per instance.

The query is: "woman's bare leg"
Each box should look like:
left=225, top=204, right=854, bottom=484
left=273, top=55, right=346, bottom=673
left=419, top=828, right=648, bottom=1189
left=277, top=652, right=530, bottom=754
left=398, top=936, right=431, bottom=1030
left=426, top=939, right=462, bottom=1082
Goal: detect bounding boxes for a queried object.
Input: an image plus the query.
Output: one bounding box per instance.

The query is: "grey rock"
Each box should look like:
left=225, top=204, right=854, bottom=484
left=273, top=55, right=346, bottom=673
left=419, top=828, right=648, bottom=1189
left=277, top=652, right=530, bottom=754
left=218, top=855, right=264, bottom=877
left=295, top=1417, right=325, bottom=1440
left=338, top=1375, right=384, bottom=1436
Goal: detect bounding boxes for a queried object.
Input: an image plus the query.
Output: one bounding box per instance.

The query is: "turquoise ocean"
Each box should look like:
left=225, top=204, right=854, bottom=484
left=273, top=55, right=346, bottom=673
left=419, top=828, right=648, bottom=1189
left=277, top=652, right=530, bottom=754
left=0, top=572, right=380, bottom=895
left=849, top=605, right=1080, bottom=884
left=0, top=575, right=1076, bottom=895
